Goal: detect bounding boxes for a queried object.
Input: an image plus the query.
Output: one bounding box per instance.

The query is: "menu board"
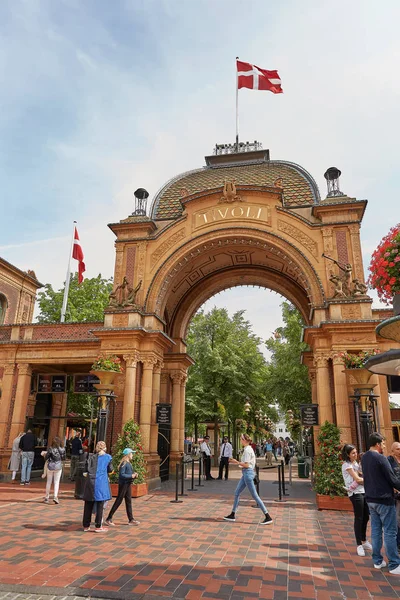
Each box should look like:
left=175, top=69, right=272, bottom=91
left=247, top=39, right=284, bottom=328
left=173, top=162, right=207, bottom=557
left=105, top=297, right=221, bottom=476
left=37, top=374, right=52, bottom=393
left=51, top=375, right=66, bottom=393
left=73, top=374, right=100, bottom=393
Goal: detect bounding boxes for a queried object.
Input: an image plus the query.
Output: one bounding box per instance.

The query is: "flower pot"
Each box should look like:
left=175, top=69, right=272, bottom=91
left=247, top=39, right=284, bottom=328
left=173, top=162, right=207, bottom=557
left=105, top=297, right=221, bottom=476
left=316, top=494, right=353, bottom=511
left=131, top=483, right=148, bottom=497
left=393, top=292, right=400, bottom=317
left=110, top=482, right=148, bottom=497
left=345, top=368, right=373, bottom=386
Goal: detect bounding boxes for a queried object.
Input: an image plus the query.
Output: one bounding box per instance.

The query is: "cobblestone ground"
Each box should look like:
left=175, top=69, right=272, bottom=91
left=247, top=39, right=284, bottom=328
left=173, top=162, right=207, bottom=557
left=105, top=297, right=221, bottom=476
left=0, top=463, right=399, bottom=600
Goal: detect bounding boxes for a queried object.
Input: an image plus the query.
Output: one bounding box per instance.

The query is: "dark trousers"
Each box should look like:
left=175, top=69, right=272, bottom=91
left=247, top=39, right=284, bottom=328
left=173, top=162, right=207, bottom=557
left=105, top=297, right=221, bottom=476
left=203, top=455, right=212, bottom=479
left=83, top=500, right=104, bottom=528
left=107, top=482, right=133, bottom=522
left=350, top=493, right=370, bottom=545
left=218, top=457, right=229, bottom=479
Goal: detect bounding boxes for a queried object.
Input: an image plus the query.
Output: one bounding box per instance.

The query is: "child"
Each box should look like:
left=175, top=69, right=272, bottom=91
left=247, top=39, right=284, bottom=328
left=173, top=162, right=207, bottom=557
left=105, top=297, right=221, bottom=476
left=105, top=448, right=140, bottom=526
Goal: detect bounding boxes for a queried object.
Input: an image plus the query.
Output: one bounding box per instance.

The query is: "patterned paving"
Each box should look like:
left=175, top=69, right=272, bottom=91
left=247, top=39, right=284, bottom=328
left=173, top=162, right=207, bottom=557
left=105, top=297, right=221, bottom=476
left=0, top=474, right=399, bottom=600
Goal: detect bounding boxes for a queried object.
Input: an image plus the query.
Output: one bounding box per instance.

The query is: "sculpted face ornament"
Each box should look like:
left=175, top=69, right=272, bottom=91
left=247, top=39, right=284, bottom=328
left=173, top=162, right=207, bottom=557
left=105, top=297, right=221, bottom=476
left=219, top=179, right=242, bottom=204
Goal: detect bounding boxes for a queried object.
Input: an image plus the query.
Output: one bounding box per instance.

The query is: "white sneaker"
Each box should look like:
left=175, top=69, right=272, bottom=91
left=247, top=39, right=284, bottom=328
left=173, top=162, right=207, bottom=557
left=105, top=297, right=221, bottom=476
left=357, top=545, right=365, bottom=557
left=389, top=564, right=400, bottom=574
left=374, top=560, right=387, bottom=569
left=362, top=541, right=372, bottom=551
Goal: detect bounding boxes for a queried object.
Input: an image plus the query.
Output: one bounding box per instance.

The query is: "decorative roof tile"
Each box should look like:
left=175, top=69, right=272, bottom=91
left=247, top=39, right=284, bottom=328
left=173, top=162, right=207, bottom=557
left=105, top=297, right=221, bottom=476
left=151, top=160, right=320, bottom=220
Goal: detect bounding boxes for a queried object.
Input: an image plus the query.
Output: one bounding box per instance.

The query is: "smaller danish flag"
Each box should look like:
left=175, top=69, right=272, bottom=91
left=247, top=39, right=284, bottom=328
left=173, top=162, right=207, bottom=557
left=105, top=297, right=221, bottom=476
left=72, top=227, right=85, bottom=284
left=237, top=60, right=283, bottom=93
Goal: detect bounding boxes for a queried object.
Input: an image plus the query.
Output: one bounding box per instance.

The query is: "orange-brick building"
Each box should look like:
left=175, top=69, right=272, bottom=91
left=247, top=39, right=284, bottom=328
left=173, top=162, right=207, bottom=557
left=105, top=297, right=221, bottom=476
left=0, top=144, right=398, bottom=484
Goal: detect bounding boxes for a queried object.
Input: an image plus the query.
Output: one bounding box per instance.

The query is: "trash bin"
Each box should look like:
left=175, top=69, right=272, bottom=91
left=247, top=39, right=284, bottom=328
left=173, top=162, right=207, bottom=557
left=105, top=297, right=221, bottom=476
left=297, top=457, right=309, bottom=479
left=74, top=455, right=87, bottom=499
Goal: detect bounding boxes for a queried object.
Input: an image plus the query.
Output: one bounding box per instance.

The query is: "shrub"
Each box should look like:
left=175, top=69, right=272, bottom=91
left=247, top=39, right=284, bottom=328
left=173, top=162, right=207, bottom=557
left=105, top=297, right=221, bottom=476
left=110, top=419, right=147, bottom=484
left=314, top=421, right=346, bottom=497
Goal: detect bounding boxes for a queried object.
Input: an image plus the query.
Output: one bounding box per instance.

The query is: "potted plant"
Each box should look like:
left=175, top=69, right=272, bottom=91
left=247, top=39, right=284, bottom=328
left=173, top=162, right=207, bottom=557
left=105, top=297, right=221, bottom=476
left=340, top=349, right=380, bottom=390
left=368, top=223, right=400, bottom=312
left=110, top=419, right=148, bottom=497
left=314, top=421, right=352, bottom=511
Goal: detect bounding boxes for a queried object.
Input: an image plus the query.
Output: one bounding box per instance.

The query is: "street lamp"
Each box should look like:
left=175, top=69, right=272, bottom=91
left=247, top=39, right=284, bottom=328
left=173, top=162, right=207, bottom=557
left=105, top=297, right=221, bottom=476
left=244, top=400, right=251, bottom=414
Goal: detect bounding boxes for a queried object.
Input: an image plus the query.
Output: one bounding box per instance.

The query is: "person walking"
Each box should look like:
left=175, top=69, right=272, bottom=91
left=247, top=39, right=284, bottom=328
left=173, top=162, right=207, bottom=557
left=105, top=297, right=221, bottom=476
left=82, top=441, right=113, bottom=532
left=217, top=436, right=233, bottom=480
left=264, top=440, right=273, bottom=466
left=224, top=433, right=273, bottom=525
left=341, top=444, right=371, bottom=556
left=361, top=432, right=400, bottom=574
left=19, top=429, right=36, bottom=485
left=105, top=448, right=140, bottom=526
left=200, top=436, right=214, bottom=480
left=8, top=432, right=24, bottom=483
left=43, top=437, right=66, bottom=504
left=70, top=431, right=83, bottom=482
left=388, top=441, right=400, bottom=552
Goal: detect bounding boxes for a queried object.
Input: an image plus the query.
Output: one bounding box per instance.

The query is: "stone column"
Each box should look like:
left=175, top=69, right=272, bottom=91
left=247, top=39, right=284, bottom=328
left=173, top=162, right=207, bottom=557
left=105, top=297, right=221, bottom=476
left=332, top=353, right=351, bottom=443
left=58, top=393, right=68, bottom=439
left=179, top=373, right=188, bottom=454
left=314, top=354, right=333, bottom=424
left=139, top=356, right=156, bottom=454
left=170, top=372, right=183, bottom=454
left=9, top=364, right=32, bottom=445
left=160, top=372, right=169, bottom=403
left=0, top=364, right=16, bottom=448
left=308, top=369, right=317, bottom=405
left=122, top=352, right=139, bottom=426
left=150, top=361, right=163, bottom=455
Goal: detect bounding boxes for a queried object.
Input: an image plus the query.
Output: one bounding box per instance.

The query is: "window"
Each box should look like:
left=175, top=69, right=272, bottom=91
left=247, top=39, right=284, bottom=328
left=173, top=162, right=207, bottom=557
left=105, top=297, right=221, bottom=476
left=0, top=294, right=7, bottom=325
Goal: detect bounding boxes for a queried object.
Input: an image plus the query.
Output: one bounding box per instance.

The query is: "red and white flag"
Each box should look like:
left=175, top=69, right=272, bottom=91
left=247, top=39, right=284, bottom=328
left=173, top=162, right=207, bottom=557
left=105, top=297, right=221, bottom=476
left=237, top=60, right=283, bottom=93
left=72, top=227, right=85, bottom=284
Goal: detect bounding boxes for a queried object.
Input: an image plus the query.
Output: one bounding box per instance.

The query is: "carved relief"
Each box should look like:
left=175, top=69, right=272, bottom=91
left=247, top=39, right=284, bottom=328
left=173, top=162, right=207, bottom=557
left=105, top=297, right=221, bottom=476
left=108, top=278, right=142, bottom=309
left=113, top=248, right=124, bottom=284
left=277, top=220, right=318, bottom=258
left=219, top=179, right=242, bottom=204
left=123, top=352, right=140, bottom=368
left=341, top=304, right=362, bottom=320
left=150, top=229, right=186, bottom=269
left=112, top=314, right=129, bottom=327
left=136, top=242, right=147, bottom=304
left=180, top=187, right=189, bottom=198
left=331, top=353, right=345, bottom=366
left=349, top=224, right=365, bottom=281
left=274, top=177, right=283, bottom=189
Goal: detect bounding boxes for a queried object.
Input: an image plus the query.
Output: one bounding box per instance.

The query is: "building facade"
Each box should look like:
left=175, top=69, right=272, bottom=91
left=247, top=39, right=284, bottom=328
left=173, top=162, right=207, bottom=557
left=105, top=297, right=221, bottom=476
left=0, top=144, right=397, bottom=482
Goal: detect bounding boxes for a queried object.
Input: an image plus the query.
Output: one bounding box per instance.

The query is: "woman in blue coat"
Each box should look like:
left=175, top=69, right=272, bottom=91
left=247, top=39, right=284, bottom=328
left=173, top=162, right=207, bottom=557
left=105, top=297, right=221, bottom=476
left=82, top=441, right=113, bottom=532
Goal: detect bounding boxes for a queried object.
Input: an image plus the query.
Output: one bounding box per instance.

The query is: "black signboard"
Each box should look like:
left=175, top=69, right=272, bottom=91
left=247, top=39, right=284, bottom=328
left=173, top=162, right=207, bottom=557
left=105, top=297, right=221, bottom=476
left=300, top=404, right=319, bottom=426
left=37, top=374, right=52, bottom=393
left=51, top=375, right=66, bottom=393
left=156, top=404, right=172, bottom=425
left=73, top=374, right=99, bottom=394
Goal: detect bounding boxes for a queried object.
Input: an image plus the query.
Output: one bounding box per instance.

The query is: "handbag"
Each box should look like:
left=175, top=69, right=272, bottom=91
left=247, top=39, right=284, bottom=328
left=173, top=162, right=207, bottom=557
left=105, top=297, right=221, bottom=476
left=253, top=473, right=260, bottom=486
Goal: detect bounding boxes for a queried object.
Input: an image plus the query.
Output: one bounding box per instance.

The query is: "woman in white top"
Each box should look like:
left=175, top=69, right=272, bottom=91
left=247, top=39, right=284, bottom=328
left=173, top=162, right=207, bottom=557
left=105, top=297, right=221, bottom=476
left=341, top=444, right=371, bottom=556
left=224, top=433, right=273, bottom=525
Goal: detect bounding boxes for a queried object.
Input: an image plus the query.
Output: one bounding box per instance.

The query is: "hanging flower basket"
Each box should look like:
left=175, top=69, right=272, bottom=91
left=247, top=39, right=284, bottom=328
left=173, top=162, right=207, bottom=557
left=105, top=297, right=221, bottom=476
left=368, top=223, right=400, bottom=305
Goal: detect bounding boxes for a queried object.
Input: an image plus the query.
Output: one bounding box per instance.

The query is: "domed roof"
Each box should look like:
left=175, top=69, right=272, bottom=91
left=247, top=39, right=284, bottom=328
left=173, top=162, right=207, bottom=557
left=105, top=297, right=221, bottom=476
left=150, top=156, right=320, bottom=220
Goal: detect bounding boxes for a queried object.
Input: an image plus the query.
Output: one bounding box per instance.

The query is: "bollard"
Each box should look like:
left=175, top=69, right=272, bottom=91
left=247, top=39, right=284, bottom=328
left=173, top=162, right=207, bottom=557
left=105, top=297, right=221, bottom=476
left=196, top=455, right=204, bottom=487
left=188, top=458, right=198, bottom=492
left=277, top=461, right=282, bottom=501
left=170, top=463, right=183, bottom=503
left=281, top=460, right=289, bottom=496
left=180, top=457, right=188, bottom=496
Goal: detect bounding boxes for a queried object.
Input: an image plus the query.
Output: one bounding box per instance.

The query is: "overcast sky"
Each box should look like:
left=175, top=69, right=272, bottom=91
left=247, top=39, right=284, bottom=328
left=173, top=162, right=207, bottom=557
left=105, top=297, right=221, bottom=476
left=1, top=0, right=400, bottom=379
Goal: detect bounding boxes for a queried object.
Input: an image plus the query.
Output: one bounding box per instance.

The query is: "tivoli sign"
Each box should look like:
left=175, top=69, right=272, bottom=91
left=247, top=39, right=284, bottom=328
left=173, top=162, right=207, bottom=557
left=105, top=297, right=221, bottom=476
left=193, top=204, right=271, bottom=229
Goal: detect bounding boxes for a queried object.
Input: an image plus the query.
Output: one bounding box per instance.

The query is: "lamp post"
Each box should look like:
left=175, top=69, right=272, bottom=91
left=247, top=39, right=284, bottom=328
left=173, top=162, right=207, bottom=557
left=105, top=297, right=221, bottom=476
left=96, top=391, right=117, bottom=444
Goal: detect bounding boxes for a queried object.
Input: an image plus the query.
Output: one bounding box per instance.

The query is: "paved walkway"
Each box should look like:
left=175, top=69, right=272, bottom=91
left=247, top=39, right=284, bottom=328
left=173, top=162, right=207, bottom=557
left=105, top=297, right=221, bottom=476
left=0, top=463, right=399, bottom=600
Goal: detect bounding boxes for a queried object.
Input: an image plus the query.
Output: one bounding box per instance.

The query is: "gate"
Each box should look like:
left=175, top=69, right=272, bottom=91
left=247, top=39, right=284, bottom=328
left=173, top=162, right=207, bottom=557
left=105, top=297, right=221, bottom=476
left=158, top=425, right=170, bottom=481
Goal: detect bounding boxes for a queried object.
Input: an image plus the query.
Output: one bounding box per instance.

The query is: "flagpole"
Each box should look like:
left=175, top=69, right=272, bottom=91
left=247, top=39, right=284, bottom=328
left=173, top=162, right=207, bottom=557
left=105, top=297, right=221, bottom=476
left=235, top=56, right=239, bottom=150
left=60, top=221, right=77, bottom=323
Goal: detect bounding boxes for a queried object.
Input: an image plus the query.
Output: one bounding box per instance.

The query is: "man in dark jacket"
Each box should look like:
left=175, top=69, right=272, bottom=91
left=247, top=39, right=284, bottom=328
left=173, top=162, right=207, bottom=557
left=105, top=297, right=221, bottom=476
left=70, top=431, right=83, bottom=482
left=361, top=432, right=400, bottom=574
left=19, top=429, right=36, bottom=485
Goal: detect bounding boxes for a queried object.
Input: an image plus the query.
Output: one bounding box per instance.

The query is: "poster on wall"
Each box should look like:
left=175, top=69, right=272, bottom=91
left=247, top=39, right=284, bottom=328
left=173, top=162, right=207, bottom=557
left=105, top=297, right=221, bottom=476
left=51, top=375, right=66, bottom=393
left=37, top=374, right=52, bottom=393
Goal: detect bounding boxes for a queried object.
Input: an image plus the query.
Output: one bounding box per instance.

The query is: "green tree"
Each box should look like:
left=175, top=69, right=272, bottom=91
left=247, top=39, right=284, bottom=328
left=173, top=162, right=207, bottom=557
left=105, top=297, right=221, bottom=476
left=186, top=308, right=276, bottom=457
left=265, top=302, right=311, bottom=416
left=37, top=273, right=113, bottom=323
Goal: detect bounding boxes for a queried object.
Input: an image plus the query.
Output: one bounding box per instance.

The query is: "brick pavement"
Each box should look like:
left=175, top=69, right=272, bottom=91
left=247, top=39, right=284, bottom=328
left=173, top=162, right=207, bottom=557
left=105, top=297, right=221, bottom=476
left=0, top=464, right=399, bottom=600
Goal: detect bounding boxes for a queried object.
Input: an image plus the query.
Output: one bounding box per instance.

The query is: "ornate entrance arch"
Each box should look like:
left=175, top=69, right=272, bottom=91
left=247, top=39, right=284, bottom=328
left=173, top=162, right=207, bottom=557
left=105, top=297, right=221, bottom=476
left=0, top=144, right=395, bottom=480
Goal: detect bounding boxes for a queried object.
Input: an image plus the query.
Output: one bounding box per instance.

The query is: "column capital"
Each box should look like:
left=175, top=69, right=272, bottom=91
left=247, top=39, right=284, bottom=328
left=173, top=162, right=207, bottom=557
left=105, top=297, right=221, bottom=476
left=140, top=354, right=158, bottom=369
left=308, top=370, right=316, bottom=382
left=331, top=352, right=345, bottom=366
left=171, top=371, right=186, bottom=385
left=123, top=352, right=140, bottom=368
left=17, top=363, right=32, bottom=377
left=2, top=364, right=16, bottom=376
left=153, top=359, right=164, bottom=374
left=313, top=354, right=330, bottom=369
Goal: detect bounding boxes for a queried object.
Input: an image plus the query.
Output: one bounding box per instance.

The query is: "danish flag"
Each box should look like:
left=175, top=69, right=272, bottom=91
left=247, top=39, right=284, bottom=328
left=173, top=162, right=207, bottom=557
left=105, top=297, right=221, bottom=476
left=237, top=60, right=283, bottom=93
left=72, top=227, right=85, bottom=284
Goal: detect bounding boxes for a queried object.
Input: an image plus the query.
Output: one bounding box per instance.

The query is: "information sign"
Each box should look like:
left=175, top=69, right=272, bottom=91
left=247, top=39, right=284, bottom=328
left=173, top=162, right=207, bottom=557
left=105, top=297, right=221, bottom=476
left=51, top=375, right=66, bottom=393
left=156, top=404, right=172, bottom=425
left=37, top=374, right=52, bottom=393
left=300, top=404, right=319, bottom=426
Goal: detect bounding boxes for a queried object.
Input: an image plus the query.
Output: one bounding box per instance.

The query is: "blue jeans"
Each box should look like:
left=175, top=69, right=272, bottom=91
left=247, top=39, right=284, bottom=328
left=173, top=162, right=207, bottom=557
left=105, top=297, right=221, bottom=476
left=367, top=502, right=400, bottom=571
left=232, top=468, right=268, bottom=515
left=21, top=451, right=34, bottom=483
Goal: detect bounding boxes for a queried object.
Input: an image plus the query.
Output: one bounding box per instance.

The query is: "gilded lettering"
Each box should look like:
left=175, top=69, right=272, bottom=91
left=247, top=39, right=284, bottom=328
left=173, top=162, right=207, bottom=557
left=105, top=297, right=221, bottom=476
left=231, top=206, right=244, bottom=218
left=199, top=213, right=208, bottom=224
left=217, top=208, right=229, bottom=219
left=255, top=208, right=263, bottom=219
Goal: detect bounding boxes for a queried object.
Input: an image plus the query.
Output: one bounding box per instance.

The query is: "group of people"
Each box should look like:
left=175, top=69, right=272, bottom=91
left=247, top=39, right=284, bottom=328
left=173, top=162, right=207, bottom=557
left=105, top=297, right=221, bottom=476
left=342, top=433, right=400, bottom=575
left=8, top=429, right=37, bottom=485
left=264, top=438, right=294, bottom=466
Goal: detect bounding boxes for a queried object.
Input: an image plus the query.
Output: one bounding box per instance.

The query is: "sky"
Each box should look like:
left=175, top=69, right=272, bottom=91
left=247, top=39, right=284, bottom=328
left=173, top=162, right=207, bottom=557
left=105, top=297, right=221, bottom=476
left=1, top=0, right=400, bottom=384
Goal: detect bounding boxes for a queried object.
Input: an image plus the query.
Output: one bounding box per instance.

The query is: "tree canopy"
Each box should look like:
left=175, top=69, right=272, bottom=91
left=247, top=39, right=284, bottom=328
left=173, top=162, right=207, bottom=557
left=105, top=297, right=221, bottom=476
left=185, top=307, right=277, bottom=437
left=37, top=273, right=113, bottom=323
left=264, top=301, right=311, bottom=417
